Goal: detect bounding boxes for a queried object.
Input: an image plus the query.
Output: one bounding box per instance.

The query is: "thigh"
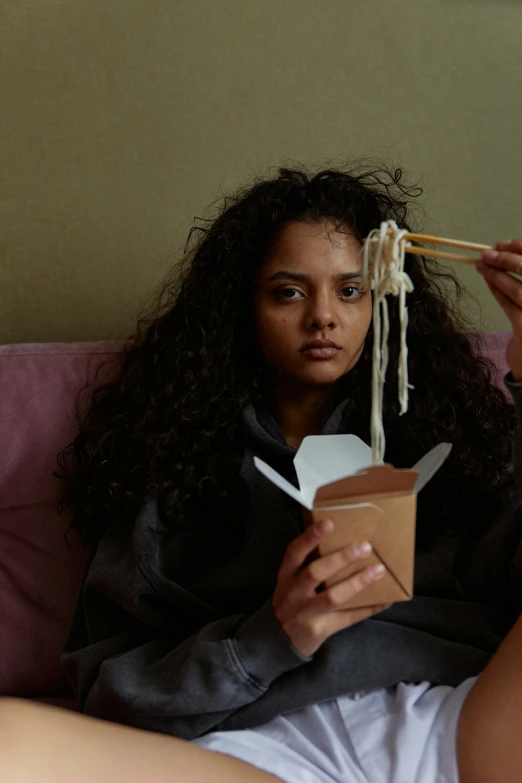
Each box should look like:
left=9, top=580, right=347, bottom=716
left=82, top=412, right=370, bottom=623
left=458, top=614, right=522, bottom=783
left=0, top=698, right=282, bottom=783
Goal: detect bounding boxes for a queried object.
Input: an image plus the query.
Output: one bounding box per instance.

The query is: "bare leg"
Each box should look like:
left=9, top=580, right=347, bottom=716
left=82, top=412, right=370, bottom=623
left=458, top=613, right=522, bottom=783
left=0, top=698, right=283, bottom=783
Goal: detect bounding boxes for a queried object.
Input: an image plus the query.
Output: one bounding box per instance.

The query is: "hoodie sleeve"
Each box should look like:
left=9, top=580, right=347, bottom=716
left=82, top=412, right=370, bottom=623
left=505, top=374, right=522, bottom=616
left=61, top=499, right=310, bottom=740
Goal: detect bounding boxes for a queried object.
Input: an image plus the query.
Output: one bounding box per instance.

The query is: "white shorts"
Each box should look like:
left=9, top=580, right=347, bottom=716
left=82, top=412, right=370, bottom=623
left=193, top=677, right=477, bottom=783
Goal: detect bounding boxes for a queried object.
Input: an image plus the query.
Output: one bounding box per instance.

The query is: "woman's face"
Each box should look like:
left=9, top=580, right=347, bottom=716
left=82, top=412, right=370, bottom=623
left=254, top=220, right=373, bottom=388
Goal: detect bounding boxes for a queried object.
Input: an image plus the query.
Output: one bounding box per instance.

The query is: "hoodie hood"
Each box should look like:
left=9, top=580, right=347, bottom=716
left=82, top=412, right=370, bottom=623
left=242, top=397, right=352, bottom=459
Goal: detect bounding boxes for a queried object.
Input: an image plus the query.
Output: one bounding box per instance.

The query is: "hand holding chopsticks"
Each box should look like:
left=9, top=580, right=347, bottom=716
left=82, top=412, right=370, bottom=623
left=475, top=238, right=522, bottom=382
left=406, top=232, right=522, bottom=379
left=363, top=226, right=522, bottom=381
left=365, top=229, right=522, bottom=273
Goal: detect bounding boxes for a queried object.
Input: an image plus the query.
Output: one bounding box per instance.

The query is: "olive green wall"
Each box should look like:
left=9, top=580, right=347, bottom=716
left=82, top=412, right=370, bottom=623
left=1, top=0, right=520, bottom=344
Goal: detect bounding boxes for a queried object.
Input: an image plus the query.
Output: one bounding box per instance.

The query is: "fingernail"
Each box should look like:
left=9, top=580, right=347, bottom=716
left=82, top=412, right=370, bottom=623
left=497, top=240, right=512, bottom=249
left=370, top=564, right=385, bottom=579
left=355, top=542, right=372, bottom=557
left=482, top=250, right=498, bottom=262
left=315, top=519, right=333, bottom=536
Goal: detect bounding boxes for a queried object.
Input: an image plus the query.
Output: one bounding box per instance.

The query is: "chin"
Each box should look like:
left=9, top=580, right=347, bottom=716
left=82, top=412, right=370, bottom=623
left=295, top=367, right=348, bottom=387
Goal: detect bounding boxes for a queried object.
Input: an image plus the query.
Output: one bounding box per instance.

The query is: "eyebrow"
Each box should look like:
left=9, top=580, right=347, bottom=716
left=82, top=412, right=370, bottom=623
left=266, top=270, right=363, bottom=283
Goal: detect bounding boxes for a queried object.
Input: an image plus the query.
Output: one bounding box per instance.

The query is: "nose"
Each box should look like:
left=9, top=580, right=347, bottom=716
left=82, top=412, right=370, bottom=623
left=304, top=292, right=337, bottom=331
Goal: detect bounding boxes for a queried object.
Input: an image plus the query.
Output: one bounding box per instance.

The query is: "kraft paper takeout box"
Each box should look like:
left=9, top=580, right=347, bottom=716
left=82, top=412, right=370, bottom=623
left=254, top=436, right=451, bottom=609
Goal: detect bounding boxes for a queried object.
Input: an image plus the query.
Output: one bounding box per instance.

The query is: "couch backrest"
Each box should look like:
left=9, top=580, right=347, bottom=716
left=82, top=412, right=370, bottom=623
left=0, top=334, right=512, bottom=696
left=0, top=341, right=124, bottom=696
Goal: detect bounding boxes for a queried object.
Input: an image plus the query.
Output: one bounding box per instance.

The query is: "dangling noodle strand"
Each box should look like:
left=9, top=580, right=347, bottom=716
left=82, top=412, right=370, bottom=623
left=362, top=220, right=414, bottom=464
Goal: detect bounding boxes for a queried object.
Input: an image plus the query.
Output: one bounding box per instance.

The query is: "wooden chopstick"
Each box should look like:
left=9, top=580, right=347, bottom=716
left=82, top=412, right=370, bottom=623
left=402, top=233, right=492, bottom=253
left=364, top=230, right=494, bottom=265
left=405, top=246, right=479, bottom=265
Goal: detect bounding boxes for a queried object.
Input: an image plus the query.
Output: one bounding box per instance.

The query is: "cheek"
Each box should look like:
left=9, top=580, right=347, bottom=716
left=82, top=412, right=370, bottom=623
left=257, top=315, right=287, bottom=354
left=254, top=301, right=297, bottom=358
left=341, top=299, right=373, bottom=337
left=362, top=300, right=374, bottom=334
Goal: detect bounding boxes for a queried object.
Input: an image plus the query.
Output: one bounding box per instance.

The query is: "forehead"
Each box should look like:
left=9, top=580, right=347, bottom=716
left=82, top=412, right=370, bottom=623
left=263, top=220, right=361, bottom=272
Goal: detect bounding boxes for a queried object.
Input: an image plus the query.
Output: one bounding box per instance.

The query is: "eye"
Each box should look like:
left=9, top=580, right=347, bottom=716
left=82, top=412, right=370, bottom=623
left=274, top=287, right=304, bottom=301
left=339, top=286, right=364, bottom=300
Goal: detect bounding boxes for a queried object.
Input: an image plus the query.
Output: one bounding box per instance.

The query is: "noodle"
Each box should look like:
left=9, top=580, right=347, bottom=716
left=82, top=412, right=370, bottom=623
left=362, top=220, right=414, bottom=464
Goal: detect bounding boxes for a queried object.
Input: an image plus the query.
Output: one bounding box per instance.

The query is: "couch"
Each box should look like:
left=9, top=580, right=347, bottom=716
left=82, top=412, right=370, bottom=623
left=0, top=335, right=512, bottom=709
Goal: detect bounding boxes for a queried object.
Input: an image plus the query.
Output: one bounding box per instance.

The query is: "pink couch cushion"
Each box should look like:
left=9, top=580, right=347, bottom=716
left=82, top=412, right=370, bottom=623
left=0, top=333, right=512, bottom=698
left=0, top=342, right=124, bottom=696
left=479, top=331, right=510, bottom=383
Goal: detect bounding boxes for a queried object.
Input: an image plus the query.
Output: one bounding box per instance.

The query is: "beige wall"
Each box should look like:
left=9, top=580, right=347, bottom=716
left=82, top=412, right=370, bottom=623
left=1, top=0, right=520, bottom=344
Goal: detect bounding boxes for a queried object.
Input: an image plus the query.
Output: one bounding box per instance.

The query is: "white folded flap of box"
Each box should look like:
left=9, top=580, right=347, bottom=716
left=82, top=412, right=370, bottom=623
left=254, top=435, right=452, bottom=508
left=254, top=434, right=373, bottom=510
left=294, top=435, right=374, bottom=490
left=411, top=442, right=452, bottom=494
left=253, top=457, right=308, bottom=506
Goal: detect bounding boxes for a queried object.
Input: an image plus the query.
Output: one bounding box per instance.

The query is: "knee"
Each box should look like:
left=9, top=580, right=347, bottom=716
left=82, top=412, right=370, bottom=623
left=0, top=698, right=32, bottom=778
left=0, top=696, right=35, bottom=741
left=0, top=697, right=55, bottom=750
left=457, top=683, right=518, bottom=783
left=0, top=695, right=28, bottom=729
left=457, top=692, right=484, bottom=783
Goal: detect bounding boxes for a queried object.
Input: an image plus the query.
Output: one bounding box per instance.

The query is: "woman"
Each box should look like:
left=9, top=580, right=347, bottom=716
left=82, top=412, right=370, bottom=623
left=1, top=166, right=521, bottom=783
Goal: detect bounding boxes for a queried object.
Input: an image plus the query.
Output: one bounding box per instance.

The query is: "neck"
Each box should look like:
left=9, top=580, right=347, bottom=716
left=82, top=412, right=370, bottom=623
left=274, top=382, right=334, bottom=449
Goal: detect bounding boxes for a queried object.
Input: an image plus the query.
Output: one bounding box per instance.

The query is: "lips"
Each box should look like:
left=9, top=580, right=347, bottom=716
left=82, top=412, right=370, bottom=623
left=300, top=339, right=342, bottom=360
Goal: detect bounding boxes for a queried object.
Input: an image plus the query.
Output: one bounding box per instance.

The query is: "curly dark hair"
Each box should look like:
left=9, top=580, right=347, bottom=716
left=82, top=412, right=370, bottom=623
left=57, top=164, right=515, bottom=557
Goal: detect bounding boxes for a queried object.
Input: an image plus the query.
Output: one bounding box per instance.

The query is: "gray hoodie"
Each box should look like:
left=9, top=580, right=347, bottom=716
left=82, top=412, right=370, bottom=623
left=62, top=381, right=522, bottom=740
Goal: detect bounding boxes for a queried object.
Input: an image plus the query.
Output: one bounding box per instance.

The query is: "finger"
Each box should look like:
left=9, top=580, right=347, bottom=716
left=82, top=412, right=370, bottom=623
left=295, top=541, right=373, bottom=596
left=480, top=249, right=522, bottom=277
left=484, top=280, right=522, bottom=334
left=476, top=264, right=522, bottom=309
left=309, top=562, right=386, bottom=613
left=278, top=519, right=334, bottom=580
left=484, top=279, right=519, bottom=319
left=496, top=238, right=522, bottom=255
